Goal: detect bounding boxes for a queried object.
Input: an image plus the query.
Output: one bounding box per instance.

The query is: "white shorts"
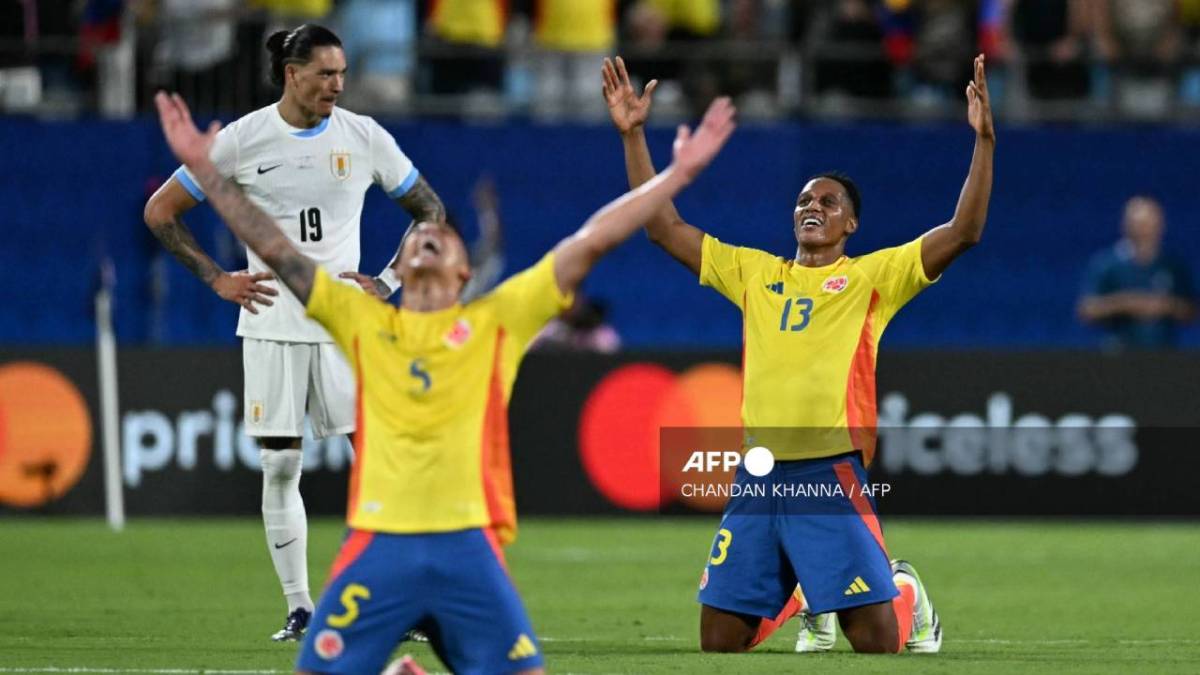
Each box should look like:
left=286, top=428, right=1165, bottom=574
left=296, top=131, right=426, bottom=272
left=242, top=338, right=356, bottom=439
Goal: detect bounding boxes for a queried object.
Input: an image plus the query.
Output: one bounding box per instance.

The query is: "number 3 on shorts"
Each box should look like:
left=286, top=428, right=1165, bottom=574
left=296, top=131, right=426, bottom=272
left=709, top=528, right=733, bottom=566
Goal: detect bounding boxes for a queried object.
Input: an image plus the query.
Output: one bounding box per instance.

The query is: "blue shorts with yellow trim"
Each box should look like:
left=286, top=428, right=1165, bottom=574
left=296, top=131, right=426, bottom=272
left=697, top=452, right=898, bottom=617
left=296, top=528, right=542, bottom=675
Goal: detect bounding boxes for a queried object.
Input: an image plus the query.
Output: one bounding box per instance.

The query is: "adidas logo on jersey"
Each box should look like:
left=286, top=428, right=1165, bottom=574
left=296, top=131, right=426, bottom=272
left=508, top=634, right=538, bottom=660
left=766, top=282, right=784, bottom=295
left=844, top=576, right=871, bottom=595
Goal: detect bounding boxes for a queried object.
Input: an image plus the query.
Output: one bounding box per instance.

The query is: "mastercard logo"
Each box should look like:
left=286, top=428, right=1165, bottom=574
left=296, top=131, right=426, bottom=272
left=0, top=362, right=93, bottom=507
left=578, top=362, right=744, bottom=512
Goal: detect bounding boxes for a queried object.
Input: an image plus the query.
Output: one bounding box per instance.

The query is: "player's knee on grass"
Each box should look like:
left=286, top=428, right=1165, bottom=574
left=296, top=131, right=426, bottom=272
left=699, top=605, right=758, bottom=653
left=838, top=602, right=901, bottom=654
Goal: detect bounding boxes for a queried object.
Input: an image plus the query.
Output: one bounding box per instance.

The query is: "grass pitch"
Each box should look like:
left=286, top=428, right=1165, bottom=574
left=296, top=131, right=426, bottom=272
left=1, top=517, right=1198, bottom=673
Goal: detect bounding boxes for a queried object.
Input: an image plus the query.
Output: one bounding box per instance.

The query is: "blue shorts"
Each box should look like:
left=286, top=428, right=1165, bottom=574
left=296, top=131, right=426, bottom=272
left=297, top=528, right=543, bottom=675
left=697, top=452, right=898, bottom=617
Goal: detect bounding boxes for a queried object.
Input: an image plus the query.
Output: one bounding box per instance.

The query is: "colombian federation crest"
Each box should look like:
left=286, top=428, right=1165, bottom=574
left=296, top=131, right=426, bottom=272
left=822, top=275, right=849, bottom=294
left=330, top=151, right=351, bottom=180
left=444, top=319, right=472, bottom=348
left=314, top=629, right=344, bottom=660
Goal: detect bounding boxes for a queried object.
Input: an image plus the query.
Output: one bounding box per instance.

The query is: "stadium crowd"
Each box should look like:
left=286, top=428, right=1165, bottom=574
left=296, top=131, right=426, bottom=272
left=7, top=0, right=1200, bottom=120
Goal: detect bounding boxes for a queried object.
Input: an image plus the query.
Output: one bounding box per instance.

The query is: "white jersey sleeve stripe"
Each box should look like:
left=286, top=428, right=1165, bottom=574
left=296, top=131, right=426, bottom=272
left=387, top=167, right=421, bottom=199
left=173, top=166, right=206, bottom=202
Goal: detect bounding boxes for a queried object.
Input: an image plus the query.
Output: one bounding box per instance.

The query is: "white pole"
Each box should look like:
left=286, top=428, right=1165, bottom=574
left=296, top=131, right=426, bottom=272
left=95, top=260, right=124, bottom=531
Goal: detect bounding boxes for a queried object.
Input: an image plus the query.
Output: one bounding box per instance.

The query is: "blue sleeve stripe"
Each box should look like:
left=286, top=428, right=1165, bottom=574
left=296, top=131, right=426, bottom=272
left=173, top=167, right=206, bottom=202
left=388, top=168, right=420, bottom=199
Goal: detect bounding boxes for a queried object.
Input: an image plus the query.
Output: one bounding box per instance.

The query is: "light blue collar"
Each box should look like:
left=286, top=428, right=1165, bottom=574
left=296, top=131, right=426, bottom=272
left=290, top=114, right=331, bottom=138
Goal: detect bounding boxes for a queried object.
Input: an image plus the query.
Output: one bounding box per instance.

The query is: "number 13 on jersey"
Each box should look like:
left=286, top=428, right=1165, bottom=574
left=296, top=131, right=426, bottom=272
left=779, top=297, right=814, bottom=332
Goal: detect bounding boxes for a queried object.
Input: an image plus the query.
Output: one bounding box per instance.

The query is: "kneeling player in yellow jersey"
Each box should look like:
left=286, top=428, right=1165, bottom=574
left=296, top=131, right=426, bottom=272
left=604, top=55, right=995, bottom=653
left=155, top=90, right=736, bottom=674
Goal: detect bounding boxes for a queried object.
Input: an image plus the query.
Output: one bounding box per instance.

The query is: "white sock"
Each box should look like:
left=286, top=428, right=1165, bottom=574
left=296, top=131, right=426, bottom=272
left=261, top=448, right=313, bottom=613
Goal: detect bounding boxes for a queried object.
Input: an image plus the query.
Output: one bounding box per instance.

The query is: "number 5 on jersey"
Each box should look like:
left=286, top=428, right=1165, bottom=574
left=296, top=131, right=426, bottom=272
left=299, top=207, right=322, bottom=242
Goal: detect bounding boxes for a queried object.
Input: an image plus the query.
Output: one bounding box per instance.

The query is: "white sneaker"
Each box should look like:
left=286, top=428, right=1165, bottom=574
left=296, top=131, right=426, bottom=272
left=794, top=609, right=837, bottom=652
left=891, top=559, right=942, bottom=654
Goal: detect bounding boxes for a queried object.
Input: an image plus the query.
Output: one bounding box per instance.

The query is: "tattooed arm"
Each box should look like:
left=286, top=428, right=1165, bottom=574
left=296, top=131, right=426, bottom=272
left=143, top=179, right=278, bottom=312
left=190, top=166, right=315, bottom=303
left=154, top=92, right=315, bottom=303
left=341, top=175, right=448, bottom=298
left=395, top=175, right=446, bottom=224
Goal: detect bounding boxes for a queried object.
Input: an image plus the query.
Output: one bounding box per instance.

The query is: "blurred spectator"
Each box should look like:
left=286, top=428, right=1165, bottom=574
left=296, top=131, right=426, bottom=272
left=1180, top=0, right=1200, bottom=105
left=1078, top=196, right=1197, bottom=350
left=147, top=0, right=240, bottom=113
left=421, top=0, right=507, bottom=96
left=336, top=0, right=417, bottom=107
left=1009, top=0, right=1091, bottom=100
left=1092, top=0, right=1182, bottom=118
left=521, top=0, right=615, bottom=120
left=879, top=0, right=984, bottom=102
left=533, top=294, right=622, bottom=353
left=78, top=0, right=124, bottom=74
left=807, top=0, right=893, bottom=99
left=621, top=0, right=721, bottom=114
left=252, top=0, right=333, bottom=26
left=0, top=0, right=41, bottom=111
left=716, top=0, right=783, bottom=113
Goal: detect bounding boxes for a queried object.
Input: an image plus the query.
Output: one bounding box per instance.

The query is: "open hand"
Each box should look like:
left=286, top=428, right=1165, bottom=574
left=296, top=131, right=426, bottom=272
left=602, top=56, right=657, bottom=135
left=967, top=54, right=995, bottom=142
left=213, top=271, right=277, bottom=313
left=154, top=91, right=220, bottom=169
left=671, top=97, right=737, bottom=180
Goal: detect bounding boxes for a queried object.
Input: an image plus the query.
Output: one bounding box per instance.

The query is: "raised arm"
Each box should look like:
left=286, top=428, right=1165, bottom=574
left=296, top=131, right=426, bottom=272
left=341, top=174, right=449, bottom=298
left=603, top=56, right=706, bottom=276
left=554, top=98, right=736, bottom=295
left=143, top=173, right=278, bottom=313
left=154, top=92, right=317, bottom=304
left=920, top=54, right=996, bottom=280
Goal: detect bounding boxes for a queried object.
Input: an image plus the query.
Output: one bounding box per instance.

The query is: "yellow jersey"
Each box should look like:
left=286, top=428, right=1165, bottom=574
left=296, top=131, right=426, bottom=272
left=700, top=234, right=935, bottom=464
left=648, top=0, right=721, bottom=36
left=305, top=254, right=571, bottom=544
left=429, top=0, right=507, bottom=48
left=534, top=0, right=616, bottom=52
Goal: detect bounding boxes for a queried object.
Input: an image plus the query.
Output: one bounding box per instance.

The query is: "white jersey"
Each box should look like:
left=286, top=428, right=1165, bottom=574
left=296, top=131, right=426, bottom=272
left=175, top=103, right=418, bottom=343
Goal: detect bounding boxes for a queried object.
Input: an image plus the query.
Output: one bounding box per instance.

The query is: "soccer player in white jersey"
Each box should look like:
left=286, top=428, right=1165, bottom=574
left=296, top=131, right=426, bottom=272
left=143, top=24, right=446, bottom=642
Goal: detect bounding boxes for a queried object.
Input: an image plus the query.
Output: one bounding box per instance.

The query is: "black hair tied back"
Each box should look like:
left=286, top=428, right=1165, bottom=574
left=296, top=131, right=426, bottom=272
left=265, top=24, right=343, bottom=87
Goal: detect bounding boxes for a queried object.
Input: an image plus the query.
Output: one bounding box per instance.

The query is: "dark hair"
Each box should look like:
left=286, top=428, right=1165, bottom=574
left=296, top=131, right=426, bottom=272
left=811, top=171, right=861, bottom=219
left=265, top=24, right=343, bottom=87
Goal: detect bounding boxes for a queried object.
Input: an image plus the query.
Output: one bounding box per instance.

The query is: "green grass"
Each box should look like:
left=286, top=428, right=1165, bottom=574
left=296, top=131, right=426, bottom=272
left=1, top=518, right=1199, bottom=673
